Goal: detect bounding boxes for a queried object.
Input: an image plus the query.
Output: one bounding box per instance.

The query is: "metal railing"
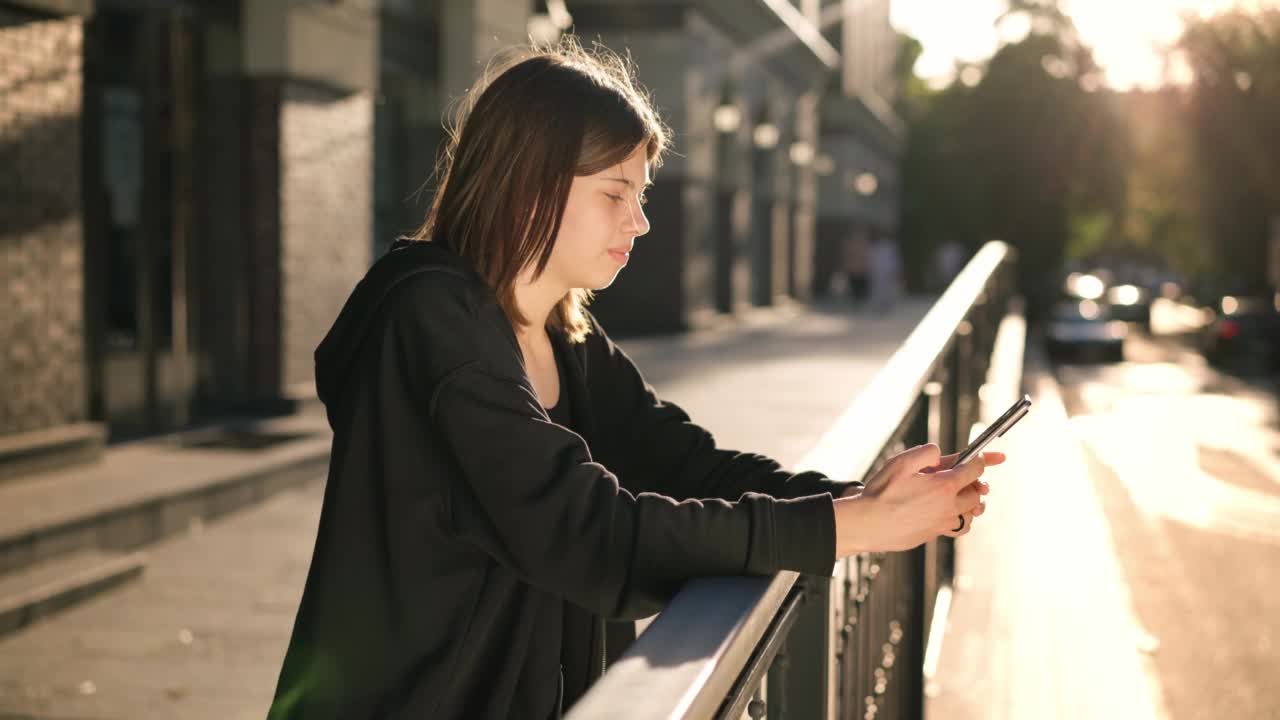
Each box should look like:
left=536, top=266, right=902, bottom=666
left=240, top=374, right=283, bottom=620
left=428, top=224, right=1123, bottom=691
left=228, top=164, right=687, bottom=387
left=568, top=241, right=1018, bottom=720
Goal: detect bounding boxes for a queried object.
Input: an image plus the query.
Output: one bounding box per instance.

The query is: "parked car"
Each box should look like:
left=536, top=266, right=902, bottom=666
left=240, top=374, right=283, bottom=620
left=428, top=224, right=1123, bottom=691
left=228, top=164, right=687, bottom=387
left=1047, top=298, right=1128, bottom=363
left=1199, top=293, right=1280, bottom=376
left=1106, top=282, right=1152, bottom=327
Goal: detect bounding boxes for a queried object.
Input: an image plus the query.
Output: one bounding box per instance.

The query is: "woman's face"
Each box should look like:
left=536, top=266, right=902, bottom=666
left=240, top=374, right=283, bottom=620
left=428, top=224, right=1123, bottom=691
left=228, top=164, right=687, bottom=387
left=545, top=145, right=652, bottom=291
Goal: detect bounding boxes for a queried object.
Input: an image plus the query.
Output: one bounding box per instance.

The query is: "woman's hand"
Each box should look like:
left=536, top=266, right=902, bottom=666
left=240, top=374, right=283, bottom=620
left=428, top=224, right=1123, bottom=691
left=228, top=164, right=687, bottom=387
left=832, top=443, right=1005, bottom=556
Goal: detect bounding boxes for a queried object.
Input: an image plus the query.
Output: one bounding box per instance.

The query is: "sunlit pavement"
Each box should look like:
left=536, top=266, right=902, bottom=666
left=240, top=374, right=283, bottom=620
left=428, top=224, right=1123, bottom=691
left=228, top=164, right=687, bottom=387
left=929, top=326, right=1280, bottom=720
left=0, top=298, right=934, bottom=720
left=0, top=480, right=328, bottom=720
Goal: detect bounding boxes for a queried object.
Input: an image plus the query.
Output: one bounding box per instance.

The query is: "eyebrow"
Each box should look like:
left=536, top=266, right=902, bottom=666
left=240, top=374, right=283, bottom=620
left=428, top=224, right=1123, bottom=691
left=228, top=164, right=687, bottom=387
left=602, top=177, right=653, bottom=189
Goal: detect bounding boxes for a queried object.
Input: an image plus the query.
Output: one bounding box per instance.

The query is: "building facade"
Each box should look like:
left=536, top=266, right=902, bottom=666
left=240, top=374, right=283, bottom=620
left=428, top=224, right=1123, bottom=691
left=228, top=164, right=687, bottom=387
left=1, top=0, right=900, bottom=450
left=814, top=0, right=903, bottom=298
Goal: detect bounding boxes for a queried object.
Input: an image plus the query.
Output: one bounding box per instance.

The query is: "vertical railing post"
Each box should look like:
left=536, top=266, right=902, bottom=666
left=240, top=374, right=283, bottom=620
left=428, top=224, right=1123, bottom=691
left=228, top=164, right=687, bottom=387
left=903, top=396, right=930, bottom=720
left=952, top=320, right=974, bottom=453
left=920, top=380, right=944, bottom=636
left=770, top=576, right=831, bottom=719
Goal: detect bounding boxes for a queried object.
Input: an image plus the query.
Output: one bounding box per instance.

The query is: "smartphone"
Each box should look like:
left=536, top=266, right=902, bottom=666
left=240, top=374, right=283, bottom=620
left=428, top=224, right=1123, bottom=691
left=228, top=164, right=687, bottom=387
left=954, top=394, right=1031, bottom=466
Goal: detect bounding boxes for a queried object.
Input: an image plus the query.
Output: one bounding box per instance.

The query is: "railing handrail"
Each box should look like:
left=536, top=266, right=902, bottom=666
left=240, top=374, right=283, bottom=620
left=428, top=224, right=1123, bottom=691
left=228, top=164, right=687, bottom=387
left=567, top=240, right=1013, bottom=719
left=798, top=240, right=1010, bottom=484
left=567, top=573, right=795, bottom=718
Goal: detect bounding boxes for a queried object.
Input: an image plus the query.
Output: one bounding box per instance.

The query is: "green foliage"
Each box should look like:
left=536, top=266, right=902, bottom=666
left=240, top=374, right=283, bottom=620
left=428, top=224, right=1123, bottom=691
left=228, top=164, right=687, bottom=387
left=896, top=3, right=1124, bottom=317
left=1179, top=8, right=1280, bottom=289
left=896, top=1, right=1280, bottom=306
left=1066, top=210, right=1112, bottom=260
left=1114, top=89, right=1205, bottom=275
left=894, top=31, right=931, bottom=119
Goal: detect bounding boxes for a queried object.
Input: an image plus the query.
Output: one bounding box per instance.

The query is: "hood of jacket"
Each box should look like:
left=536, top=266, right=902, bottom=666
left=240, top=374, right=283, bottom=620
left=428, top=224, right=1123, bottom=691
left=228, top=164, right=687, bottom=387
left=313, top=239, right=487, bottom=426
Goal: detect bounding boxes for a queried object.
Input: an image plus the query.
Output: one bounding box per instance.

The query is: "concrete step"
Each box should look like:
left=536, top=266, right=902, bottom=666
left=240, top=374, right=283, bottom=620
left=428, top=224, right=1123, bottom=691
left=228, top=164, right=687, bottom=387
left=0, top=548, right=147, bottom=636
left=283, top=382, right=325, bottom=417
left=0, top=413, right=332, bottom=579
left=0, top=422, right=106, bottom=483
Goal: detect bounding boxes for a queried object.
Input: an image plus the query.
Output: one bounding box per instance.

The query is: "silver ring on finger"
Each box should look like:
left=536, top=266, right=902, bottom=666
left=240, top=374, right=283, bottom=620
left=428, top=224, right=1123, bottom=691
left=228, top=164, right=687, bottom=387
left=953, top=514, right=966, bottom=532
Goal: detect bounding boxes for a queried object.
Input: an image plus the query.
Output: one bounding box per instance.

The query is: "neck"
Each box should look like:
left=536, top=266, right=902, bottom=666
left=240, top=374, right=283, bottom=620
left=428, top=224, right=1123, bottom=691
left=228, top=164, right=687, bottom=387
left=512, top=266, right=567, bottom=342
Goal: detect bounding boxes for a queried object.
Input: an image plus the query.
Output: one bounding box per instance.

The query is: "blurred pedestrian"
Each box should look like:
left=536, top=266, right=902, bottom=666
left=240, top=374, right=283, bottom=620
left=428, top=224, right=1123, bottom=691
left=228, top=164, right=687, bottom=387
left=267, top=39, right=1000, bottom=720
left=838, top=226, right=870, bottom=304
left=869, top=234, right=902, bottom=311
left=934, top=239, right=965, bottom=292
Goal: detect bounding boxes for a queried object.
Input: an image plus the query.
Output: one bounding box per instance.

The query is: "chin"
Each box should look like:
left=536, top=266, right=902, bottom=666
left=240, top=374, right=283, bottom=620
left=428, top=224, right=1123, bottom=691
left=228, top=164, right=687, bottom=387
left=582, top=270, right=623, bottom=291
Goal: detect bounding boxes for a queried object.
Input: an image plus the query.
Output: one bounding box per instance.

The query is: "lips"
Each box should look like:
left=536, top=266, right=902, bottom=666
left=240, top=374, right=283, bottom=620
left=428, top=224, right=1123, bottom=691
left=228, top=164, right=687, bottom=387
left=608, top=247, right=631, bottom=264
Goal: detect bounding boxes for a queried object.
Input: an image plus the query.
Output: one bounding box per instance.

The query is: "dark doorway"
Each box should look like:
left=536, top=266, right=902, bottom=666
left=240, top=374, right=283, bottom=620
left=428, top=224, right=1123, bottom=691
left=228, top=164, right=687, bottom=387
left=83, top=6, right=204, bottom=441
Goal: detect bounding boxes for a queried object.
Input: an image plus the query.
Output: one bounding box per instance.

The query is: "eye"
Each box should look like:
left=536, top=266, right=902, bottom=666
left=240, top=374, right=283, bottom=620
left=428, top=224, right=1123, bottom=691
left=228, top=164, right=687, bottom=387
left=605, top=193, right=623, bottom=203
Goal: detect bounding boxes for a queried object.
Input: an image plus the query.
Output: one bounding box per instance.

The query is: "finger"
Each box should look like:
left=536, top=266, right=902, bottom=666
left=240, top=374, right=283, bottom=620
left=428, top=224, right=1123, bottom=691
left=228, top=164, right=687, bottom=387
left=972, top=498, right=987, bottom=516
left=939, top=455, right=986, bottom=491
left=953, top=485, right=982, bottom=515
left=925, top=450, right=1004, bottom=474
left=969, top=479, right=990, bottom=496
left=943, top=512, right=974, bottom=537
left=926, top=452, right=961, bottom=472
left=894, top=443, right=941, bottom=474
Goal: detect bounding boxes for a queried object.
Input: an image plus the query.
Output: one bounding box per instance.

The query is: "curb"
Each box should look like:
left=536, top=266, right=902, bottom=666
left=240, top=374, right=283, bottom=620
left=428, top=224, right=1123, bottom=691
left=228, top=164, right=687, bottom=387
left=0, top=422, right=331, bottom=635
left=0, top=550, right=147, bottom=637
left=0, top=442, right=330, bottom=577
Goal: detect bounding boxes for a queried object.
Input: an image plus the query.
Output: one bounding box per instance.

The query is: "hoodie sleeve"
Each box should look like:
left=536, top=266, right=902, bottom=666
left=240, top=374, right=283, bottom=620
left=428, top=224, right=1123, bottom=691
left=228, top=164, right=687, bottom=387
left=431, top=368, right=836, bottom=619
left=583, top=315, right=863, bottom=503
left=387, top=276, right=836, bottom=619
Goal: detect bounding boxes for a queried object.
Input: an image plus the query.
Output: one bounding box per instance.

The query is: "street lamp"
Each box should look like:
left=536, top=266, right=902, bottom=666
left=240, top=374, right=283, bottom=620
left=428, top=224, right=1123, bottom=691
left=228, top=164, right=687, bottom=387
left=852, top=171, right=878, bottom=196
left=527, top=15, right=559, bottom=44
left=788, top=140, right=814, bottom=166
left=712, top=103, right=741, bottom=133
left=752, top=122, right=779, bottom=150
left=527, top=0, right=572, bottom=45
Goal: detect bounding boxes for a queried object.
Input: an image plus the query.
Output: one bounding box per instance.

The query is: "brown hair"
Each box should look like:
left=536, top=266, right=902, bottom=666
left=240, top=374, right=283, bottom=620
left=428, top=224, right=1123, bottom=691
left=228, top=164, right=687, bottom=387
left=408, top=38, right=670, bottom=343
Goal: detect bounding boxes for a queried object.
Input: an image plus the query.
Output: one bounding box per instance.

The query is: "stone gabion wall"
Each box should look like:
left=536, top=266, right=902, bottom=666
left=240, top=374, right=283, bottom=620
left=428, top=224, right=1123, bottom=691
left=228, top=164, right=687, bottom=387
left=0, top=10, right=87, bottom=437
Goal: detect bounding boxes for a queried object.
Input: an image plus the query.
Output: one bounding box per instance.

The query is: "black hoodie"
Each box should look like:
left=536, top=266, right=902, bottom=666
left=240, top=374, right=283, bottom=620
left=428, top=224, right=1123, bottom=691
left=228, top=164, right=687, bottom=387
left=268, top=240, right=855, bottom=719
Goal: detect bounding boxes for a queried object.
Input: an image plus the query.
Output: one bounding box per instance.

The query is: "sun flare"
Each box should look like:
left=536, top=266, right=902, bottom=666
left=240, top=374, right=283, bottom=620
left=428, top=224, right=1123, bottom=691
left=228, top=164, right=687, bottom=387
left=892, top=0, right=1279, bottom=90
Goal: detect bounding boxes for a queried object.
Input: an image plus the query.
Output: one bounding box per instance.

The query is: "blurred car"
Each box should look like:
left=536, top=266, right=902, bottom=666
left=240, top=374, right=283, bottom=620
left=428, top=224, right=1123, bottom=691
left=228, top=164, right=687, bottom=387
left=1105, top=282, right=1152, bottom=326
left=1199, top=293, right=1280, bottom=375
left=1047, top=298, right=1128, bottom=362
left=1063, top=270, right=1107, bottom=301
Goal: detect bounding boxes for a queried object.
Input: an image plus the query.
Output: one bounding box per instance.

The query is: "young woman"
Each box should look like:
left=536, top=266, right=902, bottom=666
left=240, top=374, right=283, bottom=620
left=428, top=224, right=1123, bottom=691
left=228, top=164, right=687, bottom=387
left=268, top=40, right=1000, bottom=720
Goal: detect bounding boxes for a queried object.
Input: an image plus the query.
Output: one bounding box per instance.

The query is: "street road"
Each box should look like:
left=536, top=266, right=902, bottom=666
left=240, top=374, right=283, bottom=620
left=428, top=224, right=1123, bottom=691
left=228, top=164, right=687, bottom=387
left=1053, top=328, right=1280, bottom=719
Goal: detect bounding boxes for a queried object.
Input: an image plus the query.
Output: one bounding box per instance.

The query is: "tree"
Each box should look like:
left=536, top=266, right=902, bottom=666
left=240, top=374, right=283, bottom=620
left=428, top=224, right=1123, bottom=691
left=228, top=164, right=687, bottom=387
left=896, top=0, right=1126, bottom=320
left=1115, top=89, right=1204, bottom=276
left=1178, top=7, right=1280, bottom=291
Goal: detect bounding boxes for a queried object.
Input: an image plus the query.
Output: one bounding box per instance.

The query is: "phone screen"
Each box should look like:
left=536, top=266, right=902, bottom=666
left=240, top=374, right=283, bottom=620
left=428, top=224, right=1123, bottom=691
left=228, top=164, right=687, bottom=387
left=954, top=394, right=1031, bottom=466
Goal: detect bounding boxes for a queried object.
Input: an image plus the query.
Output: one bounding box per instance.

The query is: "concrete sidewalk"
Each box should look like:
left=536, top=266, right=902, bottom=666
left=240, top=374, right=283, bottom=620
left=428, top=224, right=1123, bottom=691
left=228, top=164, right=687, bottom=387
left=0, top=297, right=934, bottom=720
left=925, top=345, right=1170, bottom=720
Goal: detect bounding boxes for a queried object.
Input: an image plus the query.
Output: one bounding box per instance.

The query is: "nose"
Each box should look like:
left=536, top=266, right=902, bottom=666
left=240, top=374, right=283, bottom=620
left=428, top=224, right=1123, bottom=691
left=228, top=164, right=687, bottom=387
left=624, top=196, right=651, bottom=237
